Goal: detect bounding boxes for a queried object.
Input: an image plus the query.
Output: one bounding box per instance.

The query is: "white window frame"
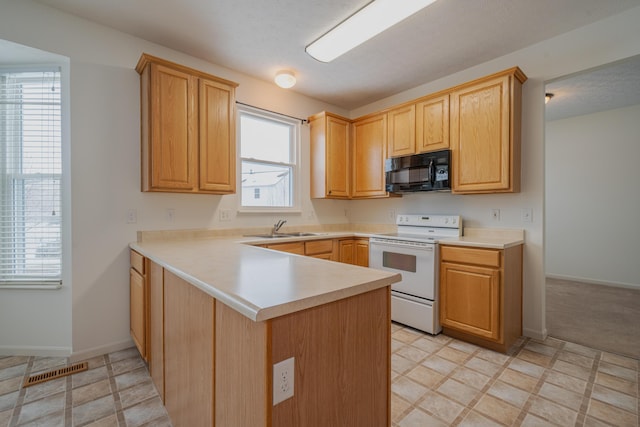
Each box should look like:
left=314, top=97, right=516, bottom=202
left=237, top=105, right=301, bottom=213
left=0, top=67, right=63, bottom=289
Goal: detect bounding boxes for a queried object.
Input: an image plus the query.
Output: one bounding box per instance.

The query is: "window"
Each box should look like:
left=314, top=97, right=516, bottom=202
left=0, top=68, right=62, bottom=288
left=238, top=106, right=299, bottom=210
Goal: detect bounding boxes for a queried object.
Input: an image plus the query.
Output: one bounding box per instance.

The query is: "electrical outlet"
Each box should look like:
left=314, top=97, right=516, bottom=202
left=273, top=357, right=294, bottom=405
left=166, top=208, right=175, bottom=223
left=126, top=209, right=137, bottom=224
left=219, top=209, right=231, bottom=221
left=491, top=209, right=500, bottom=221
left=521, top=208, right=533, bottom=222
left=388, top=209, right=396, bottom=221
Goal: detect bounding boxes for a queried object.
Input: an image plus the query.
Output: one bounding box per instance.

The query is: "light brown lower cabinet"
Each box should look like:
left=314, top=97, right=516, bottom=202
left=142, top=259, right=390, bottom=426
left=129, top=250, right=149, bottom=361
left=339, top=238, right=369, bottom=267
left=439, top=244, right=523, bottom=353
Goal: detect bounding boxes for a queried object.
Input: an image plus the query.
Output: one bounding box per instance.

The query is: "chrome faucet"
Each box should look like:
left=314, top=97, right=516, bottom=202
left=272, top=219, right=287, bottom=235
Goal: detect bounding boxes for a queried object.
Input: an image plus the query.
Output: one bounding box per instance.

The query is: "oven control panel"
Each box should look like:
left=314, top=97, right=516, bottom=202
left=396, top=214, right=461, bottom=228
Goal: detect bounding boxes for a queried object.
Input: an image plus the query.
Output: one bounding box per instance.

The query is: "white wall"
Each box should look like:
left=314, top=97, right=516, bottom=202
left=1, top=0, right=639, bottom=356
left=546, top=104, right=640, bottom=288
left=0, top=0, right=349, bottom=359
left=348, top=6, right=640, bottom=339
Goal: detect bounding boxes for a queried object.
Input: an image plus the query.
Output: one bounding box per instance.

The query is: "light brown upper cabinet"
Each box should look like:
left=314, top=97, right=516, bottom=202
left=450, top=67, right=526, bottom=194
left=352, top=113, right=388, bottom=198
left=416, top=93, right=450, bottom=153
left=136, top=54, right=238, bottom=194
left=387, top=104, right=416, bottom=157
left=309, top=111, right=350, bottom=199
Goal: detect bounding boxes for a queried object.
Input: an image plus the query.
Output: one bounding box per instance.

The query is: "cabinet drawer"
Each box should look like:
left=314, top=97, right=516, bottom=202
left=130, top=250, right=146, bottom=275
left=440, top=246, right=500, bottom=268
left=305, top=239, right=334, bottom=256
left=266, top=242, right=305, bottom=255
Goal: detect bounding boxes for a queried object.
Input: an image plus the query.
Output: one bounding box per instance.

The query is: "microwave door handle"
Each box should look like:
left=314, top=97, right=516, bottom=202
left=428, top=159, right=435, bottom=184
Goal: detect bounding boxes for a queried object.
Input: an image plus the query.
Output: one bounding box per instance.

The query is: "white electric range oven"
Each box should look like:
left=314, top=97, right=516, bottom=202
left=369, top=214, right=461, bottom=334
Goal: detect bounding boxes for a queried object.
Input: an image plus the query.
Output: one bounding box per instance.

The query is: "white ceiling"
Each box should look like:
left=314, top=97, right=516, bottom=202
left=32, top=0, right=640, bottom=111
left=545, top=54, right=640, bottom=122
left=33, top=0, right=640, bottom=109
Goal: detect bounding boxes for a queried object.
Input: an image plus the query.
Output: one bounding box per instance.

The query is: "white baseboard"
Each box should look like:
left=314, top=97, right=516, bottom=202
left=523, top=327, right=547, bottom=341
left=546, top=274, right=639, bottom=290
left=69, top=339, right=135, bottom=363
left=0, top=345, right=72, bottom=358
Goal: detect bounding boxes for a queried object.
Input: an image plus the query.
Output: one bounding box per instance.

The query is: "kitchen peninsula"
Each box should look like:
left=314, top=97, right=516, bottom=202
left=130, top=235, right=401, bottom=427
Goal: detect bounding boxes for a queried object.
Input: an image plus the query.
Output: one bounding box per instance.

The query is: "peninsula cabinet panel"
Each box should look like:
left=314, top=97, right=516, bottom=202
left=387, top=104, right=416, bottom=158
left=450, top=68, right=526, bottom=194
left=352, top=113, right=388, bottom=198
left=271, top=286, right=390, bottom=427
left=163, top=271, right=214, bottom=427
left=198, top=78, right=236, bottom=193
left=137, top=53, right=238, bottom=194
left=148, top=261, right=164, bottom=401
left=215, top=301, right=269, bottom=427
left=416, top=94, right=449, bottom=153
left=309, top=111, right=350, bottom=199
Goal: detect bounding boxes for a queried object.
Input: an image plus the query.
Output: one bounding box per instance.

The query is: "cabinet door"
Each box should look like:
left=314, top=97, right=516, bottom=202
left=416, top=94, right=449, bottom=153
left=440, top=262, right=501, bottom=341
left=130, top=267, right=147, bottom=360
left=352, top=114, right=387, bottom=198
left=199, top=78, right=236, bottom=193
left=450, top=74, right=513, bottom=193
left=149, top=63, right=198, bottom=191
left=387, top=104, right=415, bottom=157
left=339, top=239, right=355, bottom=264
left=310, top=113, right=350, bottom=199
left=354, top=238, right=369, bottom=267
left=326, top=116, right=351, bottom=198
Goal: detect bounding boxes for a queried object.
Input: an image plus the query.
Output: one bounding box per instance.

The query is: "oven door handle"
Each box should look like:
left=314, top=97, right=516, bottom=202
left=370, top=240, right=434, bottom=251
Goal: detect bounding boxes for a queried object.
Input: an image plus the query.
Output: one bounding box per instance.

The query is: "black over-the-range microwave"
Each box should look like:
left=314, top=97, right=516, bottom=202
left=385, top=149, right=450, bottom=193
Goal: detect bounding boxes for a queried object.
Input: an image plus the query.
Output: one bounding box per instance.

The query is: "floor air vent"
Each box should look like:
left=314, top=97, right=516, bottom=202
left=23, top=362, right=88, bottom=388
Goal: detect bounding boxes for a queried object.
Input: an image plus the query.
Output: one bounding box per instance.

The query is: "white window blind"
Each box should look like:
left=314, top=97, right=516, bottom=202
left=0, top=69, right=62, bottom=288
left=238, top=106, right=299, bottom=211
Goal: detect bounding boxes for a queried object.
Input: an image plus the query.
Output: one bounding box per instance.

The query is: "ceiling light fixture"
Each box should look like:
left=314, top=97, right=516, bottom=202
left=306, top=0, right=437, bottom=63
left=545, top=93, right=554, bottom=104
left=274, top=70, right=297, bottom=88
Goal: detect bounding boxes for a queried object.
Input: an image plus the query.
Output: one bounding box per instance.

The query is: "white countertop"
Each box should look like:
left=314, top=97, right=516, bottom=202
left=130, top=226, right=523, bottom=322
left=130, top=236, right=401, bottom=322
left=438, top=227, right=525, bottom=249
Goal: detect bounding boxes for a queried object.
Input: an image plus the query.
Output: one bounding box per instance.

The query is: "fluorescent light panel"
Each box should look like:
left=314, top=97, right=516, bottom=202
left=306, top=0, right=437, bottom=63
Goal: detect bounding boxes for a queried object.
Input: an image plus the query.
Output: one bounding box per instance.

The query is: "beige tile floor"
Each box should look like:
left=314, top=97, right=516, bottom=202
left=1, top=325, right=638, bottom=426
left=390, top=323, right=639, bottom=427
left=0, top=347, right=170, bottom=427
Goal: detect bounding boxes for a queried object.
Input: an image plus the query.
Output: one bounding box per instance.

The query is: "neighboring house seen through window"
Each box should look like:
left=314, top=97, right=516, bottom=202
left=238, top=106, right=299, bottom=210
left=0, top=68, right=62, bottom=288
